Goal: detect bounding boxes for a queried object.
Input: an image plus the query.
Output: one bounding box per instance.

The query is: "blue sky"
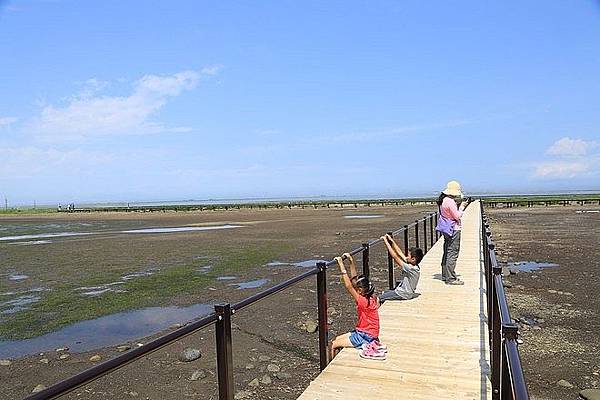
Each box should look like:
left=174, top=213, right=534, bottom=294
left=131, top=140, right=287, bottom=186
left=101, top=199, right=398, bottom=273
left=1, top=1, right=599, bottom=205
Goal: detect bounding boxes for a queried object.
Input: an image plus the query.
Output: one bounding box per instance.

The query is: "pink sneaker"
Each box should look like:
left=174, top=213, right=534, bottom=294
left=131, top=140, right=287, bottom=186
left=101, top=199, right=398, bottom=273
left=359, top=345, right=386, bottom=360
left=371, top=340, right=388, bottom=352
left=362, top=341, right=388, bottom=353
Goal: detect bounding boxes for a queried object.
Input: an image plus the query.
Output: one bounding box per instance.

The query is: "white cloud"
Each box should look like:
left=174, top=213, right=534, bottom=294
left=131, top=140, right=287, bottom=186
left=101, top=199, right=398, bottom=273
left=531, top=137, right=600, bottom=179
left=0, top=146, right=113, bottom=178
left=533, top=161, right=588, bottom=178
left=200, top=65, right=222, bottom=76
left=546, top=137, right=595, bottom=157
left=25, top=69, right=215, bottom=140
left=0, top=117, right=18, bottom=128
left=318, top=119, right=474, bottom=143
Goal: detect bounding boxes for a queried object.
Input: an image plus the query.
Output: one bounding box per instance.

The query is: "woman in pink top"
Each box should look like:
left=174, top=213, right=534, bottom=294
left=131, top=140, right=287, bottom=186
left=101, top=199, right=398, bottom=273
left=436, top=181, right=470, bottom=285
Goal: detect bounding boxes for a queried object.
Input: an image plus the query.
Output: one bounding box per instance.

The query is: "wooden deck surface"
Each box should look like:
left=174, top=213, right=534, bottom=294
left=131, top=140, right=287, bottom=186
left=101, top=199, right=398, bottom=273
left=297, top=201, right=491, bottom=400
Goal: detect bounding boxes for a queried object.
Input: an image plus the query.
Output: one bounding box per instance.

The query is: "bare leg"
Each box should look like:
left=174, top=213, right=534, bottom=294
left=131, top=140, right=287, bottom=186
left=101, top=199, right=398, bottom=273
left=330, top=332, right=353, bottom=360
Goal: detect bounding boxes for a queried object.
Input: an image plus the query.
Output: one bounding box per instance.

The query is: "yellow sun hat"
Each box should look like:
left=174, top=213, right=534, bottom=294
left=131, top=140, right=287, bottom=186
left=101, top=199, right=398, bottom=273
left=442, top=180, right=463, bottom=197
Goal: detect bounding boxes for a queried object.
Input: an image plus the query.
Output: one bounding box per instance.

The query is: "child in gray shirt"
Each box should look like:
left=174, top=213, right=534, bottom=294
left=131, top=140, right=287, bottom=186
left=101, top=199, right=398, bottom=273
left=379, top=234, right=424, bottom=302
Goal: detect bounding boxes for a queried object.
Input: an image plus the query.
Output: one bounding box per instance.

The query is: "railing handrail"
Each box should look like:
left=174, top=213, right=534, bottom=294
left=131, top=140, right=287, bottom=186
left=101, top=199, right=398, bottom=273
left=23, top=312, right=219, bottom=400
left=24, top=211, right=439, bottom=400
left=481, top=201, right=530, bottom=400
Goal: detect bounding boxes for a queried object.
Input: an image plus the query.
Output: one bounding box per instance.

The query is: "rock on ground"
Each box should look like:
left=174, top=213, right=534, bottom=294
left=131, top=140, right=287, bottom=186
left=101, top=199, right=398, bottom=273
left=305, top=320, right=318, bottom=333
left=190, top=369, right=207, bottom=381
left=557, top=379, right=575, bottom=389
left=580, top=389, right=600, bottom=400
left=179, top=348, right=201, bottom=362
left=32, top=384, right=46, bottom=393
left=266, top=363, right=280, bottom=373
left=234, top=391, right=252, bottom=400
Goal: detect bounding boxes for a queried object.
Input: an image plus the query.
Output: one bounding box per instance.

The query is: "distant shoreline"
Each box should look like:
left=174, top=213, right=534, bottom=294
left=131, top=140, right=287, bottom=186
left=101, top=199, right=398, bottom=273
left=8, top=190, right=600, bottom=210
left=1, top=192, right=599, bottom=215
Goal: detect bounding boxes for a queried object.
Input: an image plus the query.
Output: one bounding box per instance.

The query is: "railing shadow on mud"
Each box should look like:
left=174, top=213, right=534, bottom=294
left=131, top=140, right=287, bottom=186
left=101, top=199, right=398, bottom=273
left=25, top=213, right=440, bottom=400
left=481, top=201, right=530, bottom=400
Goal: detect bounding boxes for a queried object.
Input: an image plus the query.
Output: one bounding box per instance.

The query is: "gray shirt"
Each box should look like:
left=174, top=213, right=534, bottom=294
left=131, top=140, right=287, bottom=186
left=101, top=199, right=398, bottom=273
left=394, top=261, right=420, bottom=300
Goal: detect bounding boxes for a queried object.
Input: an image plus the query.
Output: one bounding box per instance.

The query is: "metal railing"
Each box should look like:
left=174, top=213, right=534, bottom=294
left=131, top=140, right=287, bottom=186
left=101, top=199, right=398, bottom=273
left=481, top=202, right=530, bottom=400
left=24, top=212, right=438, bottom=400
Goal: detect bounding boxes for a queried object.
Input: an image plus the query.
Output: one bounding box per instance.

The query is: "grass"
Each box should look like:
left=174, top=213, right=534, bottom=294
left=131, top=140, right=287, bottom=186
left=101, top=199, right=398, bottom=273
left=0, top=242, right=291, bottom=340
left=0, top=208, right=57, bottom=215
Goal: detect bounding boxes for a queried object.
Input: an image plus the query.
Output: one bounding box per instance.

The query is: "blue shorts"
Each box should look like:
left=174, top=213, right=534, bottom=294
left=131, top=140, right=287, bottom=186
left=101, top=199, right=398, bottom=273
left=349, top=330, right=376, bottom=348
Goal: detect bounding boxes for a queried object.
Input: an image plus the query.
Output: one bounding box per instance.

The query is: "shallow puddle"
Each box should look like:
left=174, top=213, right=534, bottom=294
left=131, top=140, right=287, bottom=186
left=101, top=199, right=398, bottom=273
left=76, top=283, right=128, bottom=297
left=11, top=240, right=52, bottom=246
left=1, top=287, right=48, bottom=297
left=0, top=303, right=213, bottom=359
left=121, top=225, right=243, bottom=234
left=343, top=215, right=384, bottom=219
left=196, top=265, right=213, bottom=274
left=0, top=232, right=95, bottom=242
left=265, top=261, right=291, bottom=267
left=505, top=261, right=559, bottom=273
left=8, top=274, right=29, bottom=281
left=0, top=225, right=243, bottom=243
left=216, top=276, right=237, bottom=281
left=229, top=278, right=269, bottom=289
left=80, top=288, right=128, bottom=297
left=121, top=271, right=155, bottom=280
left=0, top=295, right=41, bottom=315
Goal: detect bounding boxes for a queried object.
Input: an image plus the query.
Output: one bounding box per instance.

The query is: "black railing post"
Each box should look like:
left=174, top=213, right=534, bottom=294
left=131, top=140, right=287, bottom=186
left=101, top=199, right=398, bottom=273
left=415, top=221, right=420, bottom=248
left=423, top=217, right=428, bottom=252
left=491, top=267, right=502, bottom=400
left=429, top=213, right=434, bottom=246
left=362, top=243, right=370, bottom=279
left=215, top=304, right=234, bottom=400
left=316, top=261, right=329, bottom=371
left=487, top=241, right=494, bottom=342
left=434, top=213, right=439, bottom=240
left=387, top=231, right=394, bottom=290
left=502, top=323, right=519, bottom=397
left=403, top=225, right=409, bottom=254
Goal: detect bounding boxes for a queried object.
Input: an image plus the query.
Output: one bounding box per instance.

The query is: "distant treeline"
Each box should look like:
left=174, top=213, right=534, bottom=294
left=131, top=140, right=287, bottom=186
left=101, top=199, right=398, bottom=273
left=1, top=194, right=598, bottom=215
left=57, top=194, right=600, bottom=213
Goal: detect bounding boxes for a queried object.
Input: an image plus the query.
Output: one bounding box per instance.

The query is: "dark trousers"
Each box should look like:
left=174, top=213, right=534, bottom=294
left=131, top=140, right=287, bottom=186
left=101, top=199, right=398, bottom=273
left=441, top=230, right=461, bottom=282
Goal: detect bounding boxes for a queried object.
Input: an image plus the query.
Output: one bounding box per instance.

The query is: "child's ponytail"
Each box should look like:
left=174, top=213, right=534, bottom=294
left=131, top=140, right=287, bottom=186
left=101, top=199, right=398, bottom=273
left=354, top=275, right=376, bottom=305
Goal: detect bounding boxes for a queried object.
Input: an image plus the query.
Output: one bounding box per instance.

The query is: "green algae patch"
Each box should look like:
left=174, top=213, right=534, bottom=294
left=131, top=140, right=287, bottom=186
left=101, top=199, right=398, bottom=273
left=0, top=242, right=290, bottom=340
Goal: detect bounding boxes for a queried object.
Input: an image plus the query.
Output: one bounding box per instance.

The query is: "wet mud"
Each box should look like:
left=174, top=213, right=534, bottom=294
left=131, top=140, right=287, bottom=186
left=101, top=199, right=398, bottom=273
left=0, top=205, right=430, bottom=399
left=488, top=205, right=600, bottom=400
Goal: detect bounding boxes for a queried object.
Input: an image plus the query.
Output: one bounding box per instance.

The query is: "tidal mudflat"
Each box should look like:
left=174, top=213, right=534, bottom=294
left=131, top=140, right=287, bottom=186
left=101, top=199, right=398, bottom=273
left=0, top=205, right=431, bottom=399
left=488, top=206, right=600, bottom=400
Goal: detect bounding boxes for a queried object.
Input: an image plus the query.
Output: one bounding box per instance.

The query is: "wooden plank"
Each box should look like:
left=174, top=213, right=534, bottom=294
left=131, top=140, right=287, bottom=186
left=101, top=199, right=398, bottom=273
left=297, top=201, right=491, bottom=400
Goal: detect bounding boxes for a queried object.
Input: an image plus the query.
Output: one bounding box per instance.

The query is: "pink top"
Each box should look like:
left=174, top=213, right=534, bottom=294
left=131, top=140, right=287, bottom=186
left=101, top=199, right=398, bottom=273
left=441, top=197, right=463, bottom=231
left=355, top=295, right=379, bottom=338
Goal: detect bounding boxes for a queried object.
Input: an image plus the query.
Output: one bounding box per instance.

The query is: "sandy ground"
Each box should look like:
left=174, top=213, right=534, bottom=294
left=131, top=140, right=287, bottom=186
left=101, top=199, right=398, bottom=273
left=487, top=205, right=600, bottom=400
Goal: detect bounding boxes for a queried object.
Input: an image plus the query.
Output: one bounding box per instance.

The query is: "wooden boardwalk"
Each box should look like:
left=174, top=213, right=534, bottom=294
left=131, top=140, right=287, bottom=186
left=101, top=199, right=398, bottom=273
left=298, top=201, right=491, bottom=400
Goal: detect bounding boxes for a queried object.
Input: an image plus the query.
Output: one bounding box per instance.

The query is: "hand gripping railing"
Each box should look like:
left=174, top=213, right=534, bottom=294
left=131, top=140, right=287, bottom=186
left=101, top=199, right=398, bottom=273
left=480, top=201, right=530, bottom=400
left=23, top=212, right=439, bottom=400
